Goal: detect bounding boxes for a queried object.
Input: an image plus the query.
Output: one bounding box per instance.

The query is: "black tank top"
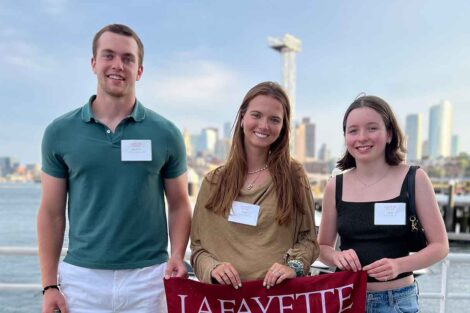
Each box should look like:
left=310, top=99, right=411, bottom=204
left=335, top=167, right=413, bottom=282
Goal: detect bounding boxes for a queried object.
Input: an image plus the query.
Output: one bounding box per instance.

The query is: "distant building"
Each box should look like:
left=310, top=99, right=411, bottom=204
left=215, top=138, right=230, bottom=162
left=295, top=123, right=305, bottom=161
left=223, top=122, right=232, bottom=140
left=295, top=117, right=315, bottom=161
left=0, top=156, right=19, bottom=177
left=198, top=127, right=219, bottom=156
left=303, top=159, right=330, bottom=175
left=422, top=140, right=429, bottom=159
left=452, top=135, right=460, bottom=157
left=428, top=101, right=453, bottom=158
left=405, top=113, right=423, bottom=161
left=318, top=143, right=331, bottom=162
left=190, top=134, right=200, bottom=156
left=182, top=129, right=193, bottom=157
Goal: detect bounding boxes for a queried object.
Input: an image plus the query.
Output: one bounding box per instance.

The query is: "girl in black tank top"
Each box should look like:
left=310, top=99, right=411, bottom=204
left=317, top=95, right=448, bottom=313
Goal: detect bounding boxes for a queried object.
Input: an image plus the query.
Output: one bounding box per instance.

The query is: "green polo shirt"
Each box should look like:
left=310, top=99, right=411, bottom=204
left=41, top=96, right=187, bottom=269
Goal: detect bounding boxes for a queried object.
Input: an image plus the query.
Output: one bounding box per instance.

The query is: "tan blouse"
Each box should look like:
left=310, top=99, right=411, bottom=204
left=190, top=170, right=319, bottom=283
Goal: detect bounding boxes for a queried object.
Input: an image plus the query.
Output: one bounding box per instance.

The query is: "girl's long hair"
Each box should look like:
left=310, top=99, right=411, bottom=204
left=205, top=81, right=306, bottom=225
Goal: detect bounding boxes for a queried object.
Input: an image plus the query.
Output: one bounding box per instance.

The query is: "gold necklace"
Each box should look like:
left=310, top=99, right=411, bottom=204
left=246, top=170, right=263, bottom=190
left=355, top=167, right=390, bottom=188
left=247, top=164, right=268, bottom=174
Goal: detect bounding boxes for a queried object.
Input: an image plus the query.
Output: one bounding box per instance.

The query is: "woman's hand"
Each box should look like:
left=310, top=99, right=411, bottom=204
left=263, top=263, right=296, bottom=289
left=210, top=262, right=242, bottom=289
left=332, top=249, right=362, bottom=272
left=363, top=258, right=399, bottom=282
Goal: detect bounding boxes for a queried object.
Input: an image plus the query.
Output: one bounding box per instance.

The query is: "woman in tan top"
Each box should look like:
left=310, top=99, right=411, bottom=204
left=190, top=81, right=319, bottom=290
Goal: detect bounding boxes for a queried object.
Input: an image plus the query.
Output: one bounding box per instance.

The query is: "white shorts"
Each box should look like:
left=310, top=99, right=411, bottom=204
left=58, top=261, right=167, bottom=313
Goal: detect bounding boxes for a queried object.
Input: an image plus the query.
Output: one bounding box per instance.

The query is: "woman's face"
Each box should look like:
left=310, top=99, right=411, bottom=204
left=241, top=94, right=284, bottom=152
left=344, top=107, right=391, bottom=163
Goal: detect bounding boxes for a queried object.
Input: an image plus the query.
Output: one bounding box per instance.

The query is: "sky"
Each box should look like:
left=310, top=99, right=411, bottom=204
left=1, top=0, right=469, bottom=164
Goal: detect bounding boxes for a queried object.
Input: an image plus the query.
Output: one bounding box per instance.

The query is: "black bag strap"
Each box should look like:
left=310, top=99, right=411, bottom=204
left=407, top=165, right=420, bottom=216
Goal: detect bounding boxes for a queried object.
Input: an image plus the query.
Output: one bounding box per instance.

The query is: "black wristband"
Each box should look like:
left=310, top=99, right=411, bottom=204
left=42, top=284, right=60, bottom=295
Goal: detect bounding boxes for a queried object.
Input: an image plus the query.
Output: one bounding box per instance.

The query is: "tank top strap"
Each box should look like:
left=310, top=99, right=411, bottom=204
left=335, top=173, right=344, bottom=205
left=399, top=166, right=414, bottom=198
left=401, top=165, right=420, bottom=199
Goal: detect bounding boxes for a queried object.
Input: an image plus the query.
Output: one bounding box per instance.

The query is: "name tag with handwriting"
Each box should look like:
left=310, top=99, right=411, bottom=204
left=374, top=203, right=406, bottom=225
left=228, top=201, right=260, bottom=226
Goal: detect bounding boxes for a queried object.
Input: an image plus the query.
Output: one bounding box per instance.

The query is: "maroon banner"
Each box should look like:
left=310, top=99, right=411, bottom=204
left=164, top=271, right=367, bottom=313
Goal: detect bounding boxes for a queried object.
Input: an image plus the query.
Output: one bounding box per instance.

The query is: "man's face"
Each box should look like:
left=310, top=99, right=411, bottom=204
left=91, top=31, right=143, bottom=98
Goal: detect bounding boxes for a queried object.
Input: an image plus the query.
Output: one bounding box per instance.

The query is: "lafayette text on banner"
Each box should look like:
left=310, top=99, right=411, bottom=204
left=164, top=271, right=367, bottom=313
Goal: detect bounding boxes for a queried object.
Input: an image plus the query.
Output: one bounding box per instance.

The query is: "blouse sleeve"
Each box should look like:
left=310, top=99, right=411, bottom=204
left=190, top=177, right=222, bottom=283
left=285, top=174, right=319, bottom=275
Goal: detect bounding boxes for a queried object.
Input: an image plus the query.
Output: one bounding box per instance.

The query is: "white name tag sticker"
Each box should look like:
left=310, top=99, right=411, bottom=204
left=374, top=203, right=406, bottom=225
left=121, top=140, right=152, bottom=161
left=228, top=201, right=260, bottom=226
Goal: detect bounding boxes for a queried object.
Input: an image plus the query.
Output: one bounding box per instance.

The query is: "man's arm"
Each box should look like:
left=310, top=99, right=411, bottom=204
left=164, top=173, right=192, bottom=278
left=37, top=172, right=68, bottom=313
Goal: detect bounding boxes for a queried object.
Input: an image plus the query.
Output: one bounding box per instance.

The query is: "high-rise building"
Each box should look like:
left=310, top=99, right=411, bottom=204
left=421, top=140, right=429, bottom=159
left=0, top=156, right=19, bottom=177
left=405, top=114, right=422, bottom=161
left=451, top=134, right=460, bottom=157
left=428, top=101, right=453, bottom=159
left=304, top=118, right=316, bottom=159
left=295, top=123, right=306, bottom=161
left=294, top=117, right=315, bottom=161
left=318, top=143, right=331, bottom=161
left=223, top=122, right=232, bottom=140
left=182, top=129, right=193, bottom=157
left=198, top=127, right=219, bottom=156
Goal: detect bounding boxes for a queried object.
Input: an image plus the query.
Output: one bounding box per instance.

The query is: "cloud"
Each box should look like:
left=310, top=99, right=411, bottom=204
left=42, top=0, right=68, bottom=15
left=140, top=59, right=242, bottom=107
left=0, top=40, right=53, bottom=72
left=137, top=58, right=249, bottom=133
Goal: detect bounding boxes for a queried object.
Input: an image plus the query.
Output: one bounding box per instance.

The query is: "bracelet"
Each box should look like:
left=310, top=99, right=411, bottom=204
left=42, top=284, right=60, bottom=295
left=287, top=259, right=304, bottom=277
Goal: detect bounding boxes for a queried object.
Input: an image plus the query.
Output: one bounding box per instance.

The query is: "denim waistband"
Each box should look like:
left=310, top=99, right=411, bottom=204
left=366, top=281, right=418, bottom=302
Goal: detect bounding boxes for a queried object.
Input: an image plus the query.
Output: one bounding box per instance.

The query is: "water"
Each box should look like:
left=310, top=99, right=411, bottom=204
left=0, top=183, right=469, bottom=312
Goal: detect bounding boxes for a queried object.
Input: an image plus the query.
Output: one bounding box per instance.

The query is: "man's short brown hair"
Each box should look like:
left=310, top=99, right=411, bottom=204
left=92, top=24, right=144, bottom=67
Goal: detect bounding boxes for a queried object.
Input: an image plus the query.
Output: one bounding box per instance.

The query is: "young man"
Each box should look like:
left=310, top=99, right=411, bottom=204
left=37, top=24, right=192, bottom=313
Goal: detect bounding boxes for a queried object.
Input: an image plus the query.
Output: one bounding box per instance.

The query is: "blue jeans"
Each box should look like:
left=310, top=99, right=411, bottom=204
left=366, top=282, right=419, bottom=313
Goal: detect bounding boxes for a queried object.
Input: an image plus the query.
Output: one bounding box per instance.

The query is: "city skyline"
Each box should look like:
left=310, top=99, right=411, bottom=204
left=1, top=1, right=470, bottom=164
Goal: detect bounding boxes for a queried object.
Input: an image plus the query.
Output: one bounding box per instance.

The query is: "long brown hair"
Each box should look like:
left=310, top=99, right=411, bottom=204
left=337, top=95, right=406, bottom=170
left=205, top=81, right=306, bottom=225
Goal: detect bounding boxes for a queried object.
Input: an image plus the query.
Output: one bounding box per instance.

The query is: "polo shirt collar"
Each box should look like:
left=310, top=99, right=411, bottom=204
left=81, top=95, right=146, bottom=122
left=130, top=99, right=146, bottom=122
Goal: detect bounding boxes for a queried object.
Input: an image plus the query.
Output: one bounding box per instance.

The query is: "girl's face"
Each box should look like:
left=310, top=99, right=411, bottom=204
left=241, top=95, right=284, bottom=152
left=344, top=107, right=391, bottom=163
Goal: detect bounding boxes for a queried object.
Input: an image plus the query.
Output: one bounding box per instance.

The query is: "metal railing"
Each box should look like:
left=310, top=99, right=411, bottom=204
left=1, top=247, right=469, bottom=313
left=418, top=253, right=470, bottom=313
left=0, top=246, right=66, bottom=291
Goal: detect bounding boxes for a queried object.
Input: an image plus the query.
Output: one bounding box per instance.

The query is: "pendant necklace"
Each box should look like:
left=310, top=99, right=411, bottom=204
left=246, top=164, right=268, bottom=190
left=355, top=166, right=390, bottom=188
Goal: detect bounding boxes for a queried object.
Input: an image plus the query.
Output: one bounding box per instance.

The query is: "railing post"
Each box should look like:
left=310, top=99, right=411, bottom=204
left=439, top=258, right=449, bottom=313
